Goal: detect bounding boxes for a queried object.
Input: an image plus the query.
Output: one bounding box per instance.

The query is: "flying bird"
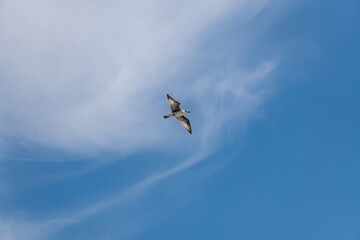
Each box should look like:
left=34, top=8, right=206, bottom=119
left=164, top=94, right=192, bottom=134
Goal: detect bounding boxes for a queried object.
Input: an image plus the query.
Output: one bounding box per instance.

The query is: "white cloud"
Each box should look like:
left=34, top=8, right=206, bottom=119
left=0, top=0, right=271, bottom=156
left=0, top=0, right=279, bottom=239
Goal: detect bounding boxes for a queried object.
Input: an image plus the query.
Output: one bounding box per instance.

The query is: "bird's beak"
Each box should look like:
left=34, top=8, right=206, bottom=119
left=187, top=111, right=191, bottom=113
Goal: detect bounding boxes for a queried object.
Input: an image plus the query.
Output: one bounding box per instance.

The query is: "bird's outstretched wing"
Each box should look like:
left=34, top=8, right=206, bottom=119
left=167, top=94, right=180, bottom=112
left=176, top=116, right=192, bottom=134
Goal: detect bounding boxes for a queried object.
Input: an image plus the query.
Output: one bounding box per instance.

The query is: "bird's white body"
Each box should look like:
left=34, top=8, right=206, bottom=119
left=164, top=109, right=188, bottom=118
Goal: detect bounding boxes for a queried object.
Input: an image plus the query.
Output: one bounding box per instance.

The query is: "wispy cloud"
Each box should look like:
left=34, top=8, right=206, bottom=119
left=0, top=60, right=276, bottom=240
left=0, top=0, right=270, bottom=156
left=0, top=0, right=280, bottom=239
left=0, top=141, right=224, bottom=239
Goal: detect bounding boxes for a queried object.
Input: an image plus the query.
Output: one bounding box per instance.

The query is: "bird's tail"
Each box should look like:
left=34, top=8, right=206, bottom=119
left=163, top=114, right=171, bottom=119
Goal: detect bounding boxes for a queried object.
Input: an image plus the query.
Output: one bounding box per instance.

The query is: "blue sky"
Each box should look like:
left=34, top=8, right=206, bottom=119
left=0, top=0, right=359, bottom=239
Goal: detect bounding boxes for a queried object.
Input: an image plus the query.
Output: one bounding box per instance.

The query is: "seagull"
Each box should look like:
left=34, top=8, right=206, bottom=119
left=164, top=94, right=192, bottom=134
